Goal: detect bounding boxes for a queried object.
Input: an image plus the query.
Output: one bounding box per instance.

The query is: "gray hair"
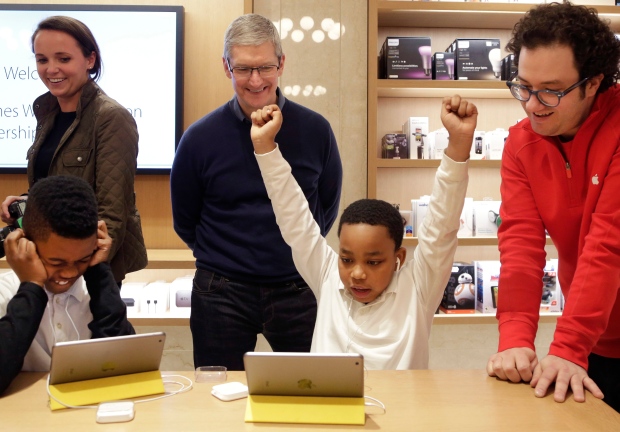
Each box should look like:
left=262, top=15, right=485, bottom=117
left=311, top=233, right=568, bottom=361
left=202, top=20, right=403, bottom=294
left=223, top=14, right=283, bottom=61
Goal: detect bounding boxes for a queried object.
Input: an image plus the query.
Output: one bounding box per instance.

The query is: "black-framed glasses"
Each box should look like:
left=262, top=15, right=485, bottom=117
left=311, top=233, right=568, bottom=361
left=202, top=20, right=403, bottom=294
left=226, top=59, right=280, bottom=79
left=506, top=77, right=589, bottom=108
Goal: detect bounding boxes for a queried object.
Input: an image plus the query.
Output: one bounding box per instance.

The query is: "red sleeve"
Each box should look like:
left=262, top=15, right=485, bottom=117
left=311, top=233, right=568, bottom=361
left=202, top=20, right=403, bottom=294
left=497, top=134, right=548, bottom=353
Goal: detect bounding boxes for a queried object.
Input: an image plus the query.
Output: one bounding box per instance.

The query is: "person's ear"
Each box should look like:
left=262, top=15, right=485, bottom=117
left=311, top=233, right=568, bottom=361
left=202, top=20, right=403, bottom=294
left=395, top=247, right=406, bottom=272
left=586, top=74, right=604, bottom=97
left=222, top=57, right=232, bottom=79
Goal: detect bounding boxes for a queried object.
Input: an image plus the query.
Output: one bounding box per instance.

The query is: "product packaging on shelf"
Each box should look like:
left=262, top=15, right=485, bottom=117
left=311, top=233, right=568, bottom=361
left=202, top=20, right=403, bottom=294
left=458, top=197, right=474, bottom=238
left=446, top=38, right=502, bottom=80
left=475, top=260, right=501, bottom=314
left=121, top=282, right=146, bottom=314
left=432, top=52, right=455, bottom=80
left=381, top=133, right=409, bottom=159
left=403, top=117, right=429, bottom=159
left=169, top=275, right=193, bottom=316
left=484, top=128, right=509, bottom=160
left=541, top=259, right=562, bottom=313
left=472, top=200, right=501, bottom=237
left=380, top=36, right=432, bottom=79
left=440, top=262, right=477, bottom=314
left=411, top=196, right=430, bottom=236
left=501, top=53, right=517, bottom=81
left=470, top=130, right=486, bottom=160
left=141, top=281, right=170, bottom=316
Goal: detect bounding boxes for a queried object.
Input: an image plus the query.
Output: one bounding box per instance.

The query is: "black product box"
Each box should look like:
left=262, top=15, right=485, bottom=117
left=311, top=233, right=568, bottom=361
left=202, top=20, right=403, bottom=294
left=432, top=52, right=455, bottom=80
left=379, top=36, right=432, bottom=79
left=440, top=262, right=476, bottom=314
left=501, top=53, right=517, bottom=81
left=381, top=133, right=408, bottom=159
left=446, top=38, right=501, bottom=80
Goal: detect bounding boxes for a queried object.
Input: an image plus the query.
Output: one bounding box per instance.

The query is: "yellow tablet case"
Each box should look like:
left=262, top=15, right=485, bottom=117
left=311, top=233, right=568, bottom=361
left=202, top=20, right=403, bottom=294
left=48, top=370, right=165, bottom=410
left=245, top=395, right=366, bottom=425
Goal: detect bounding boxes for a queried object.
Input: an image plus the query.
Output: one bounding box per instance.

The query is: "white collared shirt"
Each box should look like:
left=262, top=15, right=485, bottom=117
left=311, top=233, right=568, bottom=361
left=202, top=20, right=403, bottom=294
left=0, top=271, right=93, bottom=371
left=256, top=147, right=468, bottom=369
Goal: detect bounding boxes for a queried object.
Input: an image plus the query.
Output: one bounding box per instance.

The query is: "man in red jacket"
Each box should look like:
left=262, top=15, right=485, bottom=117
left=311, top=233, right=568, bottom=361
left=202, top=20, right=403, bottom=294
left=486, top=2, right=620, bottom=413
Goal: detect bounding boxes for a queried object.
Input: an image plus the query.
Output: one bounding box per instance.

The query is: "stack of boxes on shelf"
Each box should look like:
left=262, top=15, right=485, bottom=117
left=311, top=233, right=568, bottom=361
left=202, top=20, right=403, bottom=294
left=122, top=276, right=193, bottom=317
left=383, top=116, right=509, bottom=161
left=379, top=36, right=513, bottom=81
left=402, top=197, right=500, bottom=239
left=439, top=259, right=563, bottom=315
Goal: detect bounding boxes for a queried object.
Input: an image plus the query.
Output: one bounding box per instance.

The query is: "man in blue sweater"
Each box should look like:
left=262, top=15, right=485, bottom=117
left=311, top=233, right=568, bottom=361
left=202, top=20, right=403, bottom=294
left=170, top=14, right=342, bottom=370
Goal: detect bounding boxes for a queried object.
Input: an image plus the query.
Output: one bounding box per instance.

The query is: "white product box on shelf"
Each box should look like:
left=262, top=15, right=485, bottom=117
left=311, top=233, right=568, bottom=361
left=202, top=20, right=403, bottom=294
left=470, top=130, right=486, bottom=160
left=120, top=282, right=146, bottom=313
left=484, top=128, right=509, bottom=160
left=403, top=117, right=429, bottom=159
left=475, top=260, right=501, bottom=314
left=411, top=195, right=430, bottom=236
left=472, top=200, right=501, bottom=237
left=142, top=281, right=170, bottom=316
left=169, top=275, right=193, bottom=316
left=458, top=197, right=474, bottom=238
left=429, top=128, right=449, bottom=159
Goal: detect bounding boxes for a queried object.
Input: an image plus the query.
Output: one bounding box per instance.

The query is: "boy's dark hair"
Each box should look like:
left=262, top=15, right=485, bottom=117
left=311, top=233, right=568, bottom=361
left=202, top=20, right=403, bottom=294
left=31, top=15, right=103, bottom=81
left=338, top=199, right=403, bottom=250
left=22, top=176, right=98, bottom=242
left=506, top=2, right=620, bottom=94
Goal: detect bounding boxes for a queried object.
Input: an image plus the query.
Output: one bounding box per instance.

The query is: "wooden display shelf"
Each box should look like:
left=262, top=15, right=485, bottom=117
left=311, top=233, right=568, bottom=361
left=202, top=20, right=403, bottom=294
left=144, top=248, right=195, bottom=269
left=376, top=2, right=620, bottom=31
left=376, top=159, right=501, bottom=168
left=402, top=237, right=554, bottom=247
left=378, top=80, right=512, bottom=99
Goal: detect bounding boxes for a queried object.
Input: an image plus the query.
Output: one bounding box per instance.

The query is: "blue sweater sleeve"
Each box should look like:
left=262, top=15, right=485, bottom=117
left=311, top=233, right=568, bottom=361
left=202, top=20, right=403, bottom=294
left=170, top=124, right=204, bottom=251
left=318, top=126, right=342, bottom=234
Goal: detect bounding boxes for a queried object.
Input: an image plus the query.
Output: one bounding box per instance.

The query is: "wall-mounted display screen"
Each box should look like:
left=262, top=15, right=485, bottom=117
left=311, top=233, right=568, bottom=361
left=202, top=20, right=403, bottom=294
left=0, top=5, right=184, bottom=173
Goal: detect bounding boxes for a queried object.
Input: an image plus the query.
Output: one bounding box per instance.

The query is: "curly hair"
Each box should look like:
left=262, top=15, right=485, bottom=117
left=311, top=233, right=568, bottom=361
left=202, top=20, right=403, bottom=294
left=506, top=2, right=620, bottom=93
left=23, top=176, right=98, bottom=243
left=338, top=199, right=403, bottom=250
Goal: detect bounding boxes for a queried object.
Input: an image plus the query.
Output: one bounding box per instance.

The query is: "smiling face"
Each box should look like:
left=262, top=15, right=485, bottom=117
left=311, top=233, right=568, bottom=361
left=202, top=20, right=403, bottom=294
left=338, top=223, right=406, bottom=304
left=516, top=44, right=601, bottom=141
left=223, top=41, right=284, bottom=118
left=35, top=232, right=97, bottom=294
left=33, top=29, right=95, bottom=112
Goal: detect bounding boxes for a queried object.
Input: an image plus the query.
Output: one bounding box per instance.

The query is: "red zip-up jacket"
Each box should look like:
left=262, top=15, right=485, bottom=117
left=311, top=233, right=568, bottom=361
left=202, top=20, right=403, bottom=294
left=498, top=84, right=620, bottom=369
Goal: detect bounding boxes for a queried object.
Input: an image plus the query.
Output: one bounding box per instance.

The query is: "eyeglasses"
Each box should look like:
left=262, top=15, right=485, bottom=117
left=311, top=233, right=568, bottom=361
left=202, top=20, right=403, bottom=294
left=226, top=59, right=280, bottom=79
left=506, top=77, right=589, bottom=108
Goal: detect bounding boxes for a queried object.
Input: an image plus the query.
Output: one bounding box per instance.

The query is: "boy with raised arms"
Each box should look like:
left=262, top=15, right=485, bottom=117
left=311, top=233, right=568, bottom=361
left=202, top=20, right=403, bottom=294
left=249, top=96, right=477, bottom=369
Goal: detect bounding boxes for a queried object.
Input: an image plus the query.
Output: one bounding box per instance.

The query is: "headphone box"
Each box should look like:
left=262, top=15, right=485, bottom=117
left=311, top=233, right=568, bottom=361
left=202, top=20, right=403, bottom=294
left=141, top=281, right=170, bottom=316
left=440, top=262, right=476, bottom=314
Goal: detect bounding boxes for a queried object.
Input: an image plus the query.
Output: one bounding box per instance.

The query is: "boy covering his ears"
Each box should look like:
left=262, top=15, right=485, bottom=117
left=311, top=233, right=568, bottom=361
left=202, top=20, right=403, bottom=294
left=250, top=96, right=477, bottom=369
left=0, top=176, right=134, bottom=395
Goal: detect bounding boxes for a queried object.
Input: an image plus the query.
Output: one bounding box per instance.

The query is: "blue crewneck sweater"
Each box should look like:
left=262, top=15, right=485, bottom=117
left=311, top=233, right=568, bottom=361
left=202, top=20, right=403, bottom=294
left=171, top=93, right=342, bottom=283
